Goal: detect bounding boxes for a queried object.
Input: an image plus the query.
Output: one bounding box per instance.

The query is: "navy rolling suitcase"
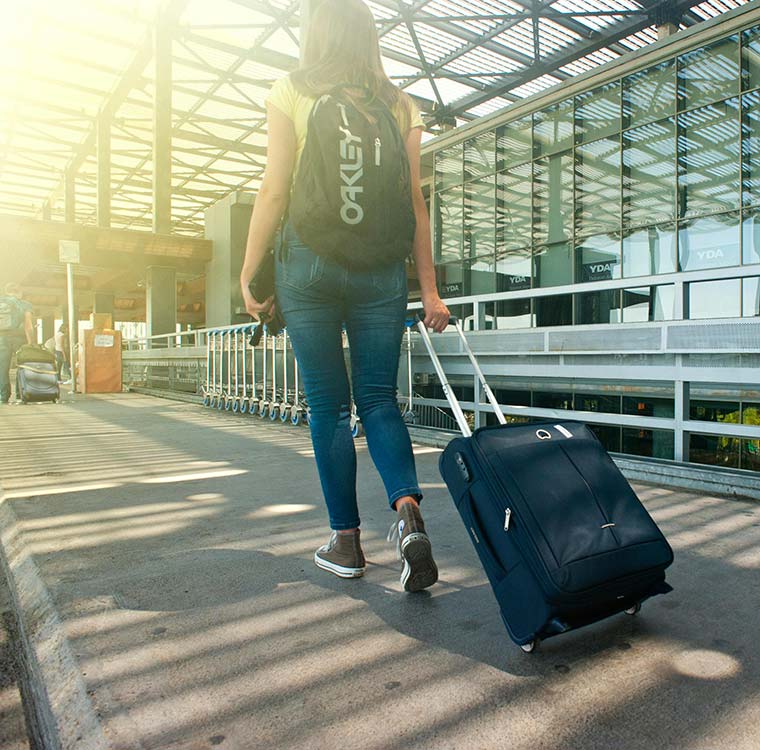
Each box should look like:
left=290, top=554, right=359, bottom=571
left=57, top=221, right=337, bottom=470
left=415, top=317, right=674, bottom=652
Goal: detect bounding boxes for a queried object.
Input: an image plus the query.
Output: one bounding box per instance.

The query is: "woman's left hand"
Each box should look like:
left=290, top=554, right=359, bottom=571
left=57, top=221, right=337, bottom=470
left=423, top=294, right=450, bottom=333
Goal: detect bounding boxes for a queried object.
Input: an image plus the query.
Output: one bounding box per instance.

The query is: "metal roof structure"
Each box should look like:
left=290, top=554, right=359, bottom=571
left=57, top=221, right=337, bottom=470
left=0, top=0, right=752, bottom=237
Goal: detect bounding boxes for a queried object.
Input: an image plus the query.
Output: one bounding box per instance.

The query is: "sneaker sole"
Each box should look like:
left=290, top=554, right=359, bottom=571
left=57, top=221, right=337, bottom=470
left=314, top=552, right=365, bottom=579
left=400, top=533, right=438, bottom=592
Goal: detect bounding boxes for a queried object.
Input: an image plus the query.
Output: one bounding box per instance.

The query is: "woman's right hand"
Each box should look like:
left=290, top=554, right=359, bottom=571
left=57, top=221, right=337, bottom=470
left=241, top=284, right=274, bottom=322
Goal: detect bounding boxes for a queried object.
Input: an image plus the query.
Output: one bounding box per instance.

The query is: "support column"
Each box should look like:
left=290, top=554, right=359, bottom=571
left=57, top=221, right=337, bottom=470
left=97, top=114, right=111, bottom=228
left=153, top=13, right=172, bottom=235
left=204, top=193, right=254, bottom=327
left=64, top=168, right=76, bottom=223
left=41, top=316, right=55, bottom=344
left=146, top=266, right=176, bottom=343
left=674, top=361, right=690, bottom=463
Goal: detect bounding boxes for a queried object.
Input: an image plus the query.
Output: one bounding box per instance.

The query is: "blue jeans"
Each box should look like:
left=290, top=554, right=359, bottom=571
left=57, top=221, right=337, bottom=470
left=275, top=224, right=422, bottom=530
left=0, top=336, right=21, bottom=403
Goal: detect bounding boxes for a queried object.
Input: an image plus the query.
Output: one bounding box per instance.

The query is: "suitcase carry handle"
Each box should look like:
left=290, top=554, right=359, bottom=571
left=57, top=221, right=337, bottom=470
left=413, top=315, right=506, bottom=438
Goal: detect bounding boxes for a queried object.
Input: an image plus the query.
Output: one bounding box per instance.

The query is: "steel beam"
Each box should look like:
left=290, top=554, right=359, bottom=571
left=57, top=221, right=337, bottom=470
left=97, top=114, right=111, bottom=228
left=153, top=11, right=173, bottom=235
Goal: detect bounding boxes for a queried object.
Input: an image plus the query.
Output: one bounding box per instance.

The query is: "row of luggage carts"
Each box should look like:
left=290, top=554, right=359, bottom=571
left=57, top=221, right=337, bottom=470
left=200, top=323, right=366, bottom=436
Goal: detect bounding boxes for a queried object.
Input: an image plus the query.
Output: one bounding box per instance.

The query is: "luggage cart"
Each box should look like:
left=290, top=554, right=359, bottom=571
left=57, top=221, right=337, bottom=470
left=290, top=357, right=305, bottom=426
left=202, top=329, right=215, bottom=407
left=240, top=324, right=253, bottom=414
left=216, top=329, right=228, bottom=410
left=279, top=330, right=292, bottom=423
left=223, top=327, right=234, bottom=410
left=248, top=325, right=260, bottom=416
left=257, top=326, right=271, bottom=418
left=268, top=330, right=281, bottom=421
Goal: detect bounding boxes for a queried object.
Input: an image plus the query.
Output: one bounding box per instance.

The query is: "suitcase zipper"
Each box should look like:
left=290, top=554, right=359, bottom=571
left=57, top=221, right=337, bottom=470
left=374, top=137, right=381, bottom=166
left=504, top=508, right=512, bottom=531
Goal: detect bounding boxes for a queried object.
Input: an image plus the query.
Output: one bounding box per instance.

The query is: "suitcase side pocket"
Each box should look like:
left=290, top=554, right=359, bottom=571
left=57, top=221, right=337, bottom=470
left=457, top=486, right=508, bottom=585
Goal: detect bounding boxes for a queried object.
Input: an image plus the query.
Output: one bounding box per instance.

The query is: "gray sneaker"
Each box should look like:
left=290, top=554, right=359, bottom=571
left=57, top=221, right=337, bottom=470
left=388, top=504, right=438, bottom=592
left=314, top=530, right=366, bottom=579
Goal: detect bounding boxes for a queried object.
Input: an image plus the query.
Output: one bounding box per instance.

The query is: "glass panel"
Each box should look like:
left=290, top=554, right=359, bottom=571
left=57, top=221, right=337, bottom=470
left=677, top=35, right=740, bottom=110
left=464, top=131, right=495, bottom=181
left=534, top=153, right=573, bottom=244
left=466, top=255, right=497, bottom=297
left=493, top=388, right=531, bottom=406
left=575, top=289, right=621, bottom=324
left=533, top=99, right=574, bottom=157
left=496, top=116, right=532, bottom=170
left=744, top=277, right=760, bottom=317
left=689, top=433, right=740, bottom=469
left=622, top=395, right=674, bottom=417
left=535, top=242, right=573, bottom=288
left=535, top=294, right=573, bottom=327
left=622, top=428, right=674, bottom=459
left=622, top=60, right=676, bottom=128
left=496, top=163, right=532, bottom=252
left=679, top=212, right=741, bottom=271
left=434, top=186, right=463, bottom=263
left=434, top=144, right=463, bottom=191
left=743, top=402, right=760, bottom=424
left=588, top=424, right=622, bottom=453
left=576, top=233, right=621, bottom=283
left=575, top=137, right=621, bottom=237
left=742, top=208, right=760, bottom=263
left=575, top=81, right=620, bottom=143
left=436, top=262, right=465, bottom=298
left=484, top=299, right=533, bottom=330
left=742, top=91, right=760, bottom=207
left=690, top=400, right=740, bottom=422
left=533, top=391, right=574, bottom=409
left=622, top=286, right=676, bottom=322
left=577, top=394, right=621, bottom=413
left=742, top=440, right=760, bottom=471
left=742, top=25, right=760, bottom=92
left=623, top=224, right=678, bottom=277
left=623, top=119, right=677, bottom=227
left=435, top=256, right=497, bottom=301
left=688, top=279, right=742, bottom=319
left=464, top=176, right=495, bottom=258
left=677, top=99, right=741, bottom=218
left=495, top=247, right=532, bottom=289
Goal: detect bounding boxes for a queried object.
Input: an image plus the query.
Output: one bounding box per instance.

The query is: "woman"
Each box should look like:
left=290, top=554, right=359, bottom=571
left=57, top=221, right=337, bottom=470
left=240, top=0, right=449, bottom=591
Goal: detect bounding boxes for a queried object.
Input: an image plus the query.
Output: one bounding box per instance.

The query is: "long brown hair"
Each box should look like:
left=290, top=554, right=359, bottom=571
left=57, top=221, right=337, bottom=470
left=291, top=0, right=413, bottom=133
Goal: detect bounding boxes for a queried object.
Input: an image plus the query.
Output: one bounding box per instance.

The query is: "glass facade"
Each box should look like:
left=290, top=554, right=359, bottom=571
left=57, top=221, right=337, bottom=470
left=424, top=23, right=760, bottom=473
left=431, top=27, right=760, bottom=326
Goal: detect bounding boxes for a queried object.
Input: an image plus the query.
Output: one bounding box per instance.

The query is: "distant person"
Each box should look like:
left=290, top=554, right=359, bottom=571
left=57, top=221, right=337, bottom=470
left=54, top=323, right=69, bottom=381
left=240, top=0, right=449, bottom=591
left=0, top=282, right=34, bottom=404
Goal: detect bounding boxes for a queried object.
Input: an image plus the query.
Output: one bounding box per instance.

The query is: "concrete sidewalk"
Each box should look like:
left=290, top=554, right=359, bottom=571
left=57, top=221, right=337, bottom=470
left=1, top=393, right=759, bottom=750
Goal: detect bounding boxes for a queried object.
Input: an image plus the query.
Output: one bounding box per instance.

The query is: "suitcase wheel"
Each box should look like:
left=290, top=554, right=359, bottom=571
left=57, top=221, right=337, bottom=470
left=520, top=639, right=538, bottom=654
left=624, top=603, right=642, bottom=616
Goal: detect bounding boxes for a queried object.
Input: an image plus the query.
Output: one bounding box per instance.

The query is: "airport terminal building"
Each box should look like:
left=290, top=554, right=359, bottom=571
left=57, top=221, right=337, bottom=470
left=410, top=7, right=760, bottom=475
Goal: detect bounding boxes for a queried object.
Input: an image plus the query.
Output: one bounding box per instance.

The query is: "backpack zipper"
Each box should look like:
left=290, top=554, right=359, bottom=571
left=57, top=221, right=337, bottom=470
left=374, top=137, right=381, bottom=166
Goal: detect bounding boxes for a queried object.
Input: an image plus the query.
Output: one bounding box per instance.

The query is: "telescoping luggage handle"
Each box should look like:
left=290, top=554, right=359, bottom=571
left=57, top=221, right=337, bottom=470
left=412, top=315, right=506, bottom=438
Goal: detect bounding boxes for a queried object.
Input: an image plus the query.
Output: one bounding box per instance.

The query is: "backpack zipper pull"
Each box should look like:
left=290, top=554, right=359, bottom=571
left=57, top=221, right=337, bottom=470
left=504, top=508, right=512, bottom=531
left=375, top=137, right=381, bottom=166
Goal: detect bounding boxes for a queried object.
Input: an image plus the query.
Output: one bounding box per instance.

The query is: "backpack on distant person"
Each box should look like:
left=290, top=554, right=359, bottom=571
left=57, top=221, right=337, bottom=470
left=289, top=87, right=416, bottom=271
left=0, top=296, right=24, bottom=333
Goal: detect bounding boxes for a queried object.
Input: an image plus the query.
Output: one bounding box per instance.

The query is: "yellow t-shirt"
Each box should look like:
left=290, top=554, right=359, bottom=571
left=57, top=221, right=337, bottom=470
left=266, top=75, right=424, bottom=175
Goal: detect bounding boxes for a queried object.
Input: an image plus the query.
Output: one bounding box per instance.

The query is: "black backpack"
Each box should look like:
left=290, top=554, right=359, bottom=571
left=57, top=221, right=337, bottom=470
left=289, top=88, right=416, bottom=270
